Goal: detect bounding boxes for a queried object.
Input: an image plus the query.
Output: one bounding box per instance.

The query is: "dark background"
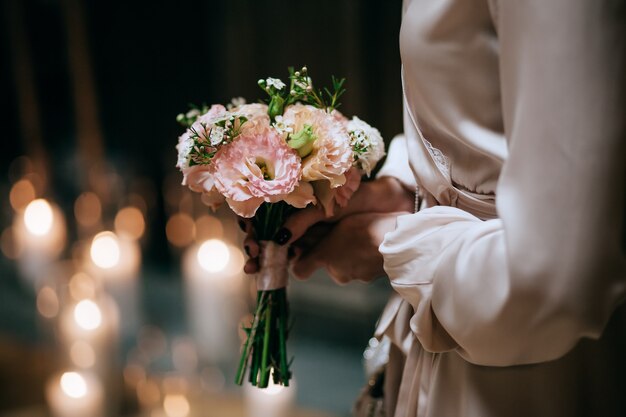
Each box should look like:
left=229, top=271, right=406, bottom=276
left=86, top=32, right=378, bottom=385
left=1, top=0, right=404, bottom=266
left=0, top=0, right=403, bottom=415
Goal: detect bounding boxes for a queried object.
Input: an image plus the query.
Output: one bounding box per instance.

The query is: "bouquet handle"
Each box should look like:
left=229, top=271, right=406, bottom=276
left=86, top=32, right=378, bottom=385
left=257, top=241, right=289, bottom=291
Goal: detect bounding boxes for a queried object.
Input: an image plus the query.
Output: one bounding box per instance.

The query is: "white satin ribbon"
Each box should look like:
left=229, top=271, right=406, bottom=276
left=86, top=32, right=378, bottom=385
left=256, top=241, right=289, bottom=291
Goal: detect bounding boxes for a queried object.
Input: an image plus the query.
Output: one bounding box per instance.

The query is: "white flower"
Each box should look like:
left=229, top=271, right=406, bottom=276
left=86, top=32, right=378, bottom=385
left=347, top=116, right=385, bottom=176
left=227, top=96, right=246, bottom=110
left=185, top=109, right=201, bottom=119
left=272, top=115, right=294, bottom=138
left=266, top=77, right=286, bottom=90
left=209, top=125, right=225, bottom=145
left=176, top=131, right=195, bottom=170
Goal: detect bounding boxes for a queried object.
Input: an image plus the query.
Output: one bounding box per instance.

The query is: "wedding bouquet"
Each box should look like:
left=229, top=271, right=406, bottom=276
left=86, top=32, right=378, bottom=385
left=175, top=66, right=385, bottom=388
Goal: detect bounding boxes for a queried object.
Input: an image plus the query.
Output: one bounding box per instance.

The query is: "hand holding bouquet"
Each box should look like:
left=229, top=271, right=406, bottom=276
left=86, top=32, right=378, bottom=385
left=176, top=66, right=385, bottom=388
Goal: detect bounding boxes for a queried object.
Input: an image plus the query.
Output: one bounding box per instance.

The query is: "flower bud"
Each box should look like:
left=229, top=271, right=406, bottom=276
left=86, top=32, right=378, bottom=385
left=268, top=95, right=285, bottom=120
left=287, top=124, right=316, bottom=158
left=295, top=71, right=301, bottom=77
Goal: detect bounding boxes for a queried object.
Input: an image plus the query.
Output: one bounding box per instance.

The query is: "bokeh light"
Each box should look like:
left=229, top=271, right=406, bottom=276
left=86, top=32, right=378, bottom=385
left=137, top=379, right=161, bottom=409
left=74, top=300, right=102, bottom=331
left=36, top=286, right=59, bottom=319
left=194, top=215, right=223, bottom=242
left=166, top=213, right=195, bottom=248
left=74, top=192, right=102, bottom=228
left=23, top=199, right=53, bottom=236
left=114, top=206, right=145, bottom=240
left=70, top=341, right=96, bottom=368
left=163, top=394, right=190, bottom=417
left=90, top=231, right=120, bottom=269
left=60, top=372, right=87, bottom=399
left=9, top=179, right=36, bottom=211
left=68, top=272, right=97, bottom=301
left=197, top=239, right=230, bottom=273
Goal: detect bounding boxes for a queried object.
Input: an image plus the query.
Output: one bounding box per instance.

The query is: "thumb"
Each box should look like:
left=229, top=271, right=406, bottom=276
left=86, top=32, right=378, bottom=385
left=274, top=182, right=379, bottom=245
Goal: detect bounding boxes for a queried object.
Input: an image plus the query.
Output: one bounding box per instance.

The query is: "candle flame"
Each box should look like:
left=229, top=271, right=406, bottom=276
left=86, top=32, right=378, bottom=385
left=197, top=239, right=230, bottom=273
left=90, top=231, right=120, bottom=269
left=74, top=300, right=102, bottom=330
left=60, top=372, right=87, bottom=399
left=24, top=199, right=53, bottom=236
left=163, top=394, right=190, bottom=417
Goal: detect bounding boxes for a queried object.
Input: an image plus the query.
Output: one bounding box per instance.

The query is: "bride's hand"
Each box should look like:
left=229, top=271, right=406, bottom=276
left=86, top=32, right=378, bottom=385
left=290, top=211, right=409, bottom=283
left=241, top=176, right=414, bottom=273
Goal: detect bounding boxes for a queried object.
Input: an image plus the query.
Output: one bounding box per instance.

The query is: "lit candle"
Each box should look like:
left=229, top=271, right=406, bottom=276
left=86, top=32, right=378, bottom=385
left=58, top=295, right=121, bottom=416
left=183, top=239, right=245, bottom=363
left=86, top=231, right=141, bottom=339
left=163, top=393, right=191, bottom=417
left=244, top=374, right=296, bottom=417
left=58, top=295, right=120, bottom=376
left=46, top=371, right=104, bottom=417
left=13, top=198, right=66, bottom=287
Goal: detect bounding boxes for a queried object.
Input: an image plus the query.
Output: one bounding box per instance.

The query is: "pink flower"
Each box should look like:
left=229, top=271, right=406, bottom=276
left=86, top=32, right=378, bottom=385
left=181, top=165, right=224, bottom=211
left=313, top=167, right=362, bottom=216
left=282, top=104, right=352, bottom=188
left=232, top=103, right=272, bottom=136
left=197, top=104, right=228, bottom=123
left=210, top=130, right=312, bottom=217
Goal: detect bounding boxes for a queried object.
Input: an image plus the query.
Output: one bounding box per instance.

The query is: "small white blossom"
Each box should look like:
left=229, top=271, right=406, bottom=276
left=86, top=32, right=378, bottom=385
left=272, top=115, right=294, bottom=138
left=185, top=109, right=201, bottom=119
left=209, top=125, right=225, bottom=146
left=176, top=132, right=195, bottom=169
left=266, top=77, right=286, bottom=90
left=347, top=116, right=385, bottom=176
left=227, top=96, right=246, bottom=110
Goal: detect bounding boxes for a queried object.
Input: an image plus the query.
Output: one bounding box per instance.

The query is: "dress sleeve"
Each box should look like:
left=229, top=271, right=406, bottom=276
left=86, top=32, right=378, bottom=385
left=380, top=0, right=626, bottom=366
left=376, top=134, right=417, bottom=192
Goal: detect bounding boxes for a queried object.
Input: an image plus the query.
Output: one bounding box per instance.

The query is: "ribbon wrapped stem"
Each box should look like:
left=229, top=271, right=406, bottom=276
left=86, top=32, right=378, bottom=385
left=236, top=205, right=292, bottom=388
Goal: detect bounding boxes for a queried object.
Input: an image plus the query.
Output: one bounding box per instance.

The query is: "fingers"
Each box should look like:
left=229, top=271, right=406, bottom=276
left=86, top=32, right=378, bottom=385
left=276, top=204, right=328, bottom=245
left=238, top=216, right=259, bottom=274
left=274, top=179, right=398, bottom=246
left=237, top=217, right=253, bottom=234
left=243, top=235, right=260, bottom=258
left=244, top=257, right=259, bottom=274
left=291, top=242, right=326, bottom=280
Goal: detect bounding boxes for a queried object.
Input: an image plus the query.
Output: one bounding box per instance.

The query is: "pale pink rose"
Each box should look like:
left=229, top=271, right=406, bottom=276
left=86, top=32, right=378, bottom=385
left=330, top=109, right=349, bottom=124
left=232, top=103, right=271, bottom=135
left=312, top=167, right=362, bottom=216
left=210, top=130, right=304, bottom=217
left=282, top=181, right=316, bottom=209
left=193, top=103, right=269, bottom=146
left=282, top=104, right=352, bottom=188
left=197, top=104, right=228, bottom=124
left=188, top=104, right=230, bottom=149
left=181, top=165, right=224, bottom=211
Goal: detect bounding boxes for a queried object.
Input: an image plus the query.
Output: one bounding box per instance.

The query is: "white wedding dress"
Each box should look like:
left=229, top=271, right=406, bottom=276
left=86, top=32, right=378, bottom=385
left=371, top=0, right=626, bottom=415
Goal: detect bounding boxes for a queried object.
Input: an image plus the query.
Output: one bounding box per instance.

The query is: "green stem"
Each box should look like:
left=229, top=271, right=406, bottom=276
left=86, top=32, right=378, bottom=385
left=278, top=289, right=289, bottom=386
left=236, top=291, right=266, bottom=386
left=259, top=294, right=273, bottom=388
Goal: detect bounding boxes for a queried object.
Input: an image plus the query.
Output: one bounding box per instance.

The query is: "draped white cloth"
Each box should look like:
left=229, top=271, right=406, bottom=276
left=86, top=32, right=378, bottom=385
left=374, top=0, right=626, bottom=415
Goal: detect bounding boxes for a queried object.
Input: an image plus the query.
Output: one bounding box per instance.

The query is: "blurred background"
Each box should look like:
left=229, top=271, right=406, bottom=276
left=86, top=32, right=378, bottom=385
left=0, top=0, right=403, bottom=416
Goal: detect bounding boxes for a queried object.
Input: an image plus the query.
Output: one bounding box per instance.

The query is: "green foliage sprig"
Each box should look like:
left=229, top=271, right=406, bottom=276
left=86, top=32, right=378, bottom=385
left=259, top=66, right=346, bottom=122
left=185, top=114, right=248, bottom=167
left=176, top=103, right=210, bottom=128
